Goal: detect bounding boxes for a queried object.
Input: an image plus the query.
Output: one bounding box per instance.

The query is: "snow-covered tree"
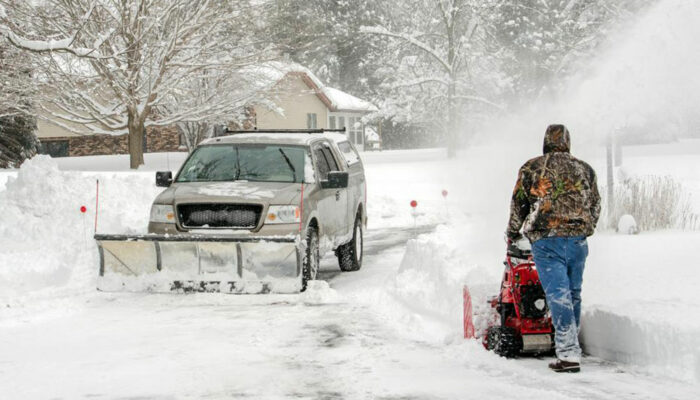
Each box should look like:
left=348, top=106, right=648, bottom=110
left=363, top=0, right=507, bottom=156
left=268, top=1, right=388, bottom=113
left=491, top=0, right=657, bottom=105
left=0, top=113, right=38, bottom=168
left=0, top=34, right=37, bottom=168
left=0, top=0, right=273, bottom=168
left=168, top=69, right=259, bottom=152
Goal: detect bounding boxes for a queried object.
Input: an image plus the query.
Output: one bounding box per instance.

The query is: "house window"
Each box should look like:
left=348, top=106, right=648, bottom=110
left=38, top=140, right=69, bottom=157
left=348, top=116, right=363, bottom=146
left=338, top=116, right=345, bottom=129
left=307, top=113, right=318, bottom=129
left=329, top=116, right=336, bottom=129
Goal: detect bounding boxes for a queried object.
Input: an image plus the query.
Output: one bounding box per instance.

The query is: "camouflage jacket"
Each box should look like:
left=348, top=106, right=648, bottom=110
left=507, top=125, right=601, bottom=243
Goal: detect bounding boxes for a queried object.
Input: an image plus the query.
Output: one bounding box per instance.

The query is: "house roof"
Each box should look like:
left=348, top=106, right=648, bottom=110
left=325, top=87, right=378, bottom=112
left=246, top=61, right=378, bottom=113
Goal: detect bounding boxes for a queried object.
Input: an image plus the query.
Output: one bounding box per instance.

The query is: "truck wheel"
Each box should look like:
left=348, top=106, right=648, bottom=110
left=336, top=216, right=363, bottom=272
left=302, top=226, right=320, bottom=292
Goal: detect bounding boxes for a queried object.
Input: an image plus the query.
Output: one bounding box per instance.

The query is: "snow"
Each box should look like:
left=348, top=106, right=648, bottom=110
left=0, top=156, right=162, bottom=323
left=298, top=280, right=342, bottom=304
left=617, top=215, right=638, bottom=235
left=195, top=183, right=275, bottom=199
left=1, top=142, right=700, bottom=397
left=324, top=87, right=378, bottom=112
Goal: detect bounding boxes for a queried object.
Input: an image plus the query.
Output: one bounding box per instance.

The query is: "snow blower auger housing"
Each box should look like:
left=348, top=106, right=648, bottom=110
left=483, top=238, right=554, bottom=357
left=95, top=129, right=367, bottom=294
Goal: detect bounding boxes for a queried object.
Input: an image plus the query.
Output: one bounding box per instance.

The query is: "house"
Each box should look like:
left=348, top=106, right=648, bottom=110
left=35, top=62, right=377, bottom=157
left=247, top=62, right=378, bottom=150
left=36, top=115, right=181, bottom=158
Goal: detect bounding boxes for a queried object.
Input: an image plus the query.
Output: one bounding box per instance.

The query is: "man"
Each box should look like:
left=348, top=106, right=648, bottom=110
left=507, top=124, right=601, bottom=373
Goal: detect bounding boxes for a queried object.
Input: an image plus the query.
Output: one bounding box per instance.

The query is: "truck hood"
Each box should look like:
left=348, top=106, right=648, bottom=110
left=154, top=181, right=302, bottom=205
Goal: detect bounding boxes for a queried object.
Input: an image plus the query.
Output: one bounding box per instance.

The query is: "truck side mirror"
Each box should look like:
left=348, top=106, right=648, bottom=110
left=321, top=171, right=349, bottom=189
left=156, top=171, right=173, bottom=187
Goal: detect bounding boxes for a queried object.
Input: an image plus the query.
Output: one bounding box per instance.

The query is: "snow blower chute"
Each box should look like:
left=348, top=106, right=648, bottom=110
left=463, top=237, right=554, bottom=357
left=95, top=234, right=302, bottom=293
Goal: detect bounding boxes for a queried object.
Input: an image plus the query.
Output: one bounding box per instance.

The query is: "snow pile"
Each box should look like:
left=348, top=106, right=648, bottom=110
left=581, top=232, right=700, bottom=383
left=617, top=214, right=638, bottom=235
left=298, top=280, right=341, bottom=304
left=384, top=223, right=499, bottom=342
left=0, top=156, right=160, bottom=323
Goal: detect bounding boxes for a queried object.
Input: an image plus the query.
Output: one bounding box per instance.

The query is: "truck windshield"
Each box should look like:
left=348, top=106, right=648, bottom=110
left=176, top=145, right=308, bottom=183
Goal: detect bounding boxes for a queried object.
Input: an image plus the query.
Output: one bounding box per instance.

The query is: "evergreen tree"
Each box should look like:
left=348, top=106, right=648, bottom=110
left=0, top=37, right=37, bottom=168
left=0, top=114, right=38, bottom=168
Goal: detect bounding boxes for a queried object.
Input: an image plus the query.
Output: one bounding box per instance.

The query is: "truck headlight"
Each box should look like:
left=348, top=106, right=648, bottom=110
left=150, top=204, right=176, bottom=223
left=266, top=205, right=301, bottom=224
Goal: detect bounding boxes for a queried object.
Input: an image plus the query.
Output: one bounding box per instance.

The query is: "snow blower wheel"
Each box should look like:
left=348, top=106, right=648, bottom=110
left=487, top=326, right=521, bottom=358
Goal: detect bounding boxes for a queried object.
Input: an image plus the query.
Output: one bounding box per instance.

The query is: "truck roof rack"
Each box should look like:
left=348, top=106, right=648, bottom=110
left=224, top=128, right=346, bottom=134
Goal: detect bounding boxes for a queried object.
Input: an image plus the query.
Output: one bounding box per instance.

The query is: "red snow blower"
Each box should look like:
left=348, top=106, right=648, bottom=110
left=463, top=237, right=554, bottom=357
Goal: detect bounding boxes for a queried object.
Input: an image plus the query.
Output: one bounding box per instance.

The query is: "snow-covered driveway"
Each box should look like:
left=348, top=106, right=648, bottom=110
left=3, top=146, right=700, bottom=399
left=1, top=227, right=695, bottom=400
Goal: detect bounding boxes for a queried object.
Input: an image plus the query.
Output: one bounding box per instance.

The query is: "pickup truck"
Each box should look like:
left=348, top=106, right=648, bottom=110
left=96, top=129, right=367, bottom=292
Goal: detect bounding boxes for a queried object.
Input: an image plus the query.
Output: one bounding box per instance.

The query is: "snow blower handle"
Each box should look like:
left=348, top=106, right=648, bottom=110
left=506, top=234, right=531, bottom=258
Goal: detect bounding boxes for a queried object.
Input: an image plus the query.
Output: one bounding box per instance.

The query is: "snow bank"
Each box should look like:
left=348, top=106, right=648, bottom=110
left=0, top=156, right=160, bottom=324
left=357, top=221, right=500, bottom=343
left=581, top=232, right=700, bottom=382
left=385, top=220, right=700, bottom=382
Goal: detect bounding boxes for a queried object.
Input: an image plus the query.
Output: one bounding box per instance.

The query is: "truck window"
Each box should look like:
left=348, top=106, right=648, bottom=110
left=321, top=147, right=340, bottom=171
left=177, top=144, right=307, bottom=183
left=337, top=141, right=360, bottom=165
left=313, top=147, right=331, bottom=180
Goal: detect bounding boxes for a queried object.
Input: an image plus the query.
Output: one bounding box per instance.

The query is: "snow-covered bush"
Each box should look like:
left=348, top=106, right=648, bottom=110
left=616, top=214, right=639, bottom=235
left=604, top=176, right=697, bottom=231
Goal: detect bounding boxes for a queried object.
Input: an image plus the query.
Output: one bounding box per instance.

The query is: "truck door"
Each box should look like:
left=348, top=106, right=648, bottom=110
left=336, top=141, right=363, bottom=229
left=321, top=143, right=349, bottom=236
left=312, top=143, right=349, bottom=239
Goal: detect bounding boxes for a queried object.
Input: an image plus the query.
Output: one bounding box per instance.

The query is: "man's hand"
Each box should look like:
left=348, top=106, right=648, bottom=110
left=506, top=232, right=523, bottom=245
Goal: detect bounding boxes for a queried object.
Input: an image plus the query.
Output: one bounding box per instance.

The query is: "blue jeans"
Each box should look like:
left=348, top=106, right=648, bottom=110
left=531, top=236, right=588, bottom=362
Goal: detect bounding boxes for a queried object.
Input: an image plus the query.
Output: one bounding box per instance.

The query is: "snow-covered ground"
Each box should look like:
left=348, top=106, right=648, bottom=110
left=1, top=143, right=700, bottom=399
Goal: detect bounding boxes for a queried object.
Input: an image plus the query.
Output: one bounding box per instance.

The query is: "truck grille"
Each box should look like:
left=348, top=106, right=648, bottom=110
left=177, top=204, right=263, bottom=229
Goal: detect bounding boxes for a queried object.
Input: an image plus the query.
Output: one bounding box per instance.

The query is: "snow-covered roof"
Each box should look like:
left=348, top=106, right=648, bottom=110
left=245, top=61, right=377, bottom=113
left=325, top=87, right=378, bottom=112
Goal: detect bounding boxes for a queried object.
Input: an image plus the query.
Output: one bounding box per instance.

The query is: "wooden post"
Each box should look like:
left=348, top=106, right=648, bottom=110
left=614, top=134, right=623, bottom=167
left=606, top=132, right=615, bottom=228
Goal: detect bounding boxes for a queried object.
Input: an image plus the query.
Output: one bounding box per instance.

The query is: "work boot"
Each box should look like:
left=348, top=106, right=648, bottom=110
left=548, top=359, right=580, bottom=373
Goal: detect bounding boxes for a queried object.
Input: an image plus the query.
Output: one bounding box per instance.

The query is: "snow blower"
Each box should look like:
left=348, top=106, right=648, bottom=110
left=463, top=237, right=554, bottom=357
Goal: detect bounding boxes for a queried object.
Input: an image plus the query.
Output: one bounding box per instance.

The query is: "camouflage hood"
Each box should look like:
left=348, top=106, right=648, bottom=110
left=508, top=125, right=601, bottom=243
left=543, top=124, right=570, bottom=154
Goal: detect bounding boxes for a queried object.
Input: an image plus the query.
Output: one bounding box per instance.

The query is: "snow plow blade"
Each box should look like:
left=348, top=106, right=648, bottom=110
left=95, top=234, right=301, bottom=294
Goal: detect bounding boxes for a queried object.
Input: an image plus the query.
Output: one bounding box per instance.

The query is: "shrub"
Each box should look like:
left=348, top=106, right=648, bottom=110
left=602, top=176, right=698, bottom=231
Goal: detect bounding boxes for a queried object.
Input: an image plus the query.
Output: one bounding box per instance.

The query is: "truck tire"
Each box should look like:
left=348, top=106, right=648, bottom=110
left=336, top=216, right=363, bottom=272
left=302, top=226, right=320, bottom=291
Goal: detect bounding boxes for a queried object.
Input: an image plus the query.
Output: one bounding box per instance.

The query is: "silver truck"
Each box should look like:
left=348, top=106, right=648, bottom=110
left=95, top=129, right=366, bottom=293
